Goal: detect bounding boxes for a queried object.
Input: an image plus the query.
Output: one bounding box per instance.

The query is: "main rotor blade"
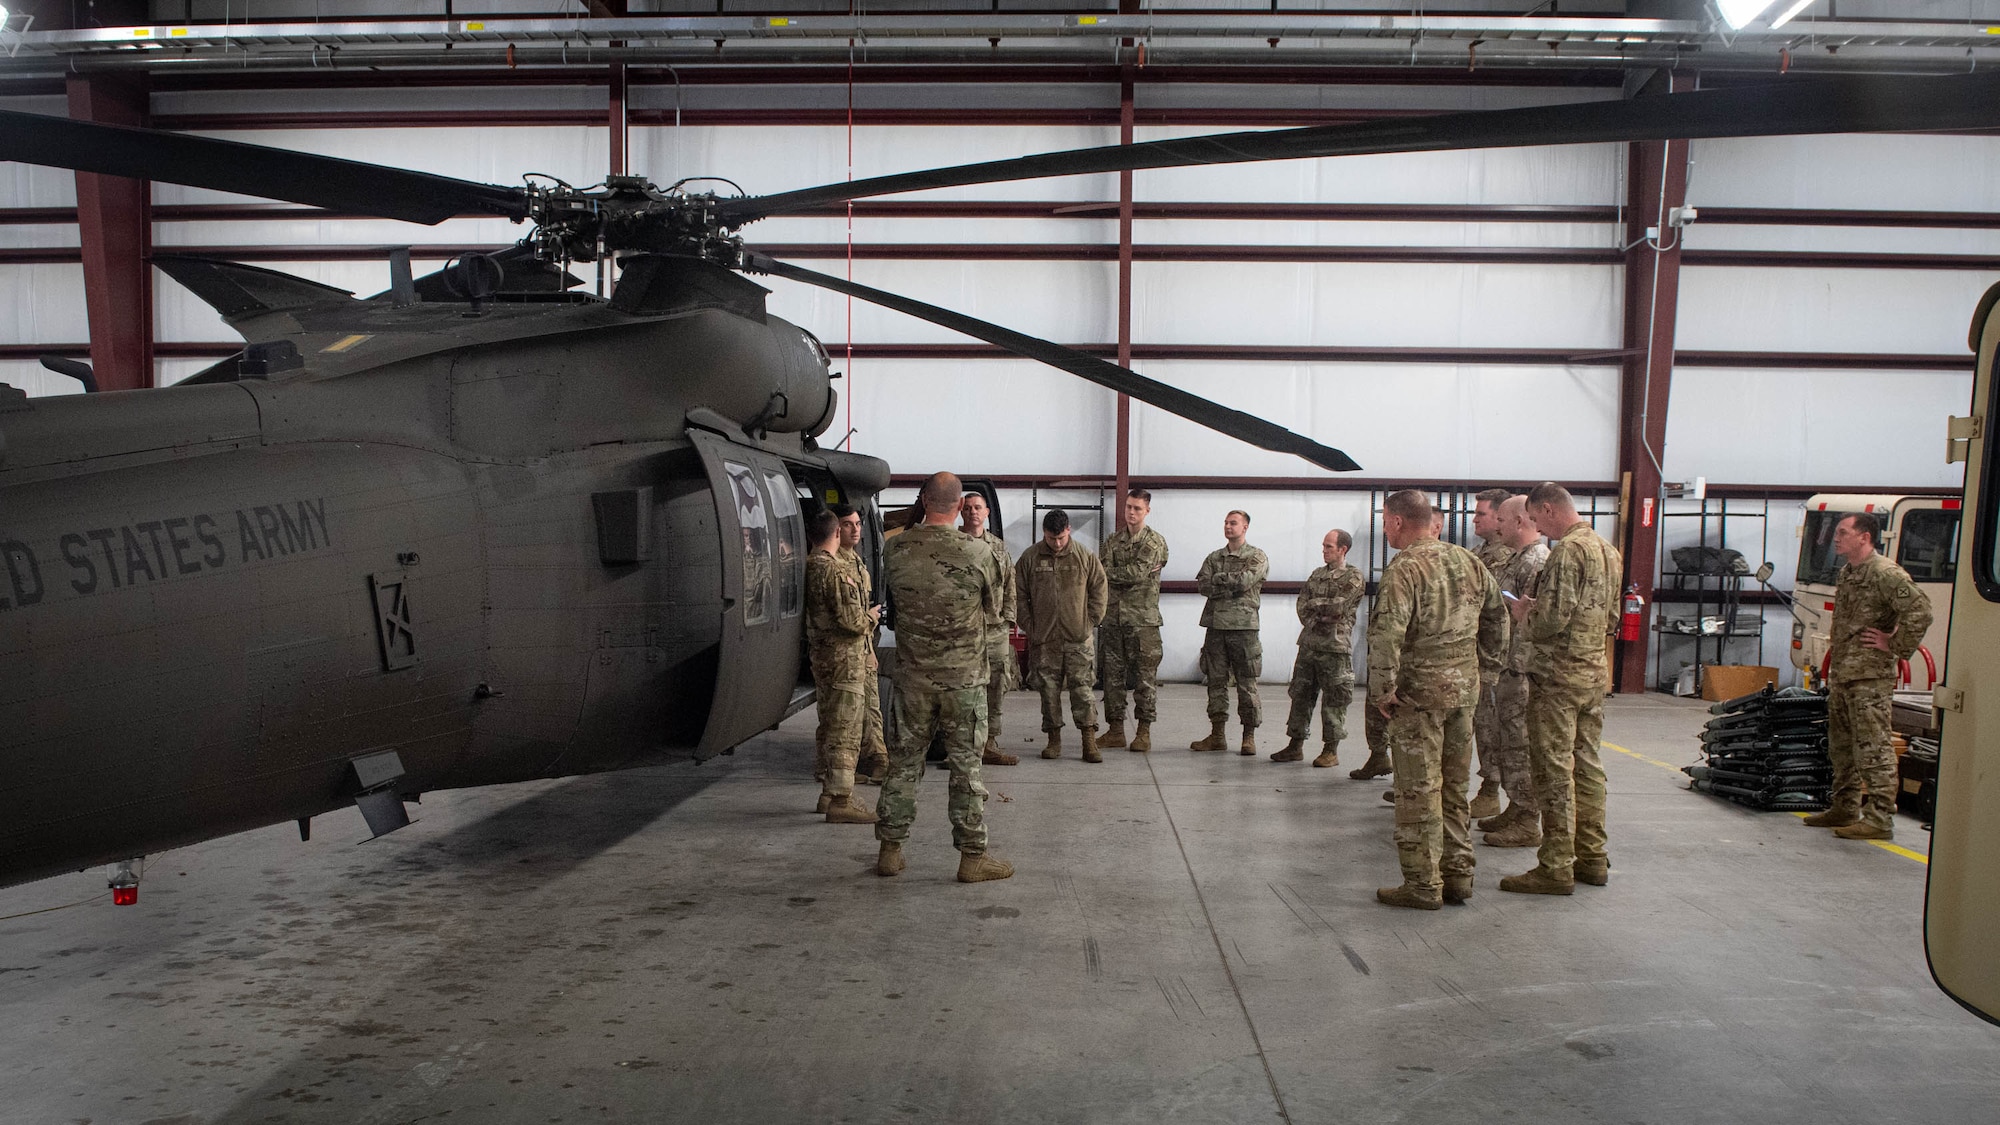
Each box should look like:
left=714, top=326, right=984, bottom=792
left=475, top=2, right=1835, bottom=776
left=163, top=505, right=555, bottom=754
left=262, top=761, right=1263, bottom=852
left=743, top=251, right=1360, bottom=473
left=721, top=71, right=2000, bottom=224
left=0, top=111, right=528, bottom=225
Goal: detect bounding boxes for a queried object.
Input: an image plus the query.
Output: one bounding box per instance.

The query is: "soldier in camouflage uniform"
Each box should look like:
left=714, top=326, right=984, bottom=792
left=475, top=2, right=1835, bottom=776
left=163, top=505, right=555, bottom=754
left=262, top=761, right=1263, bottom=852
left=960, top=492, right=1020, bottom=767
left=1191, top=510, right=1270, bottom=755
left=1368, top=490, right=1509, bottom=910
left=876, top=473, right=1013, bottom=883
left=1807, top=511, right=1934, bottom=841
left=1481, top=495, right=1551, bottom=847
left=804, top=509, right=880, bottom=825
left=1100, top=489, right=1170, bottom=752
left=1016, top=509, right=1110, bottom=762
left=833, top=504, right=890, bottom=784
left=1275, top=529, right=1365, bottom=767
left=1500, top=483, right=1621, bottom=897
left=1468, top=488, right=1516, bottom=819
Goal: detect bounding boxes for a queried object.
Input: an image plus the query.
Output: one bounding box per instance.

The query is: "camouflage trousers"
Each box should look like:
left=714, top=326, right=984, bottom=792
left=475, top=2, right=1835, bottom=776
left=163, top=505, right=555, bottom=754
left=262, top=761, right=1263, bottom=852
left=1491, top=670, right=1537, bottom=813
left=1472, top=683, right=1500, bottom=784
left=1365, top=699, right=1388, bottom=758
left=1828, top=677, right=1897, bottom=831
left=1387, top=704, right=1476, bottom=892
left=876, top=684, right=989, bottom=854
left=862, top=672, right=888, bottom=765
left=1037, top=638, right=1099, bottom=733
left=1201, top=629, right=1263, bottom=727
left=1101, top=625, right=1163, bottom=725
left=813, top=683, right=866, bottom=798
left=1527, top=674, right=1608, bottom=876
left=1285, top=650, right=1352, bottom=745
left=979, top=630, right=1017, bottom=742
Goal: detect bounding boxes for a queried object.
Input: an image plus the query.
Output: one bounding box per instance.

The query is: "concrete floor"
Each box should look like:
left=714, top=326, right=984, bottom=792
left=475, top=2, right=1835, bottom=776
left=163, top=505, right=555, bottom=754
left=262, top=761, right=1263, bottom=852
left=1, top=685, right=1992, bottom=1125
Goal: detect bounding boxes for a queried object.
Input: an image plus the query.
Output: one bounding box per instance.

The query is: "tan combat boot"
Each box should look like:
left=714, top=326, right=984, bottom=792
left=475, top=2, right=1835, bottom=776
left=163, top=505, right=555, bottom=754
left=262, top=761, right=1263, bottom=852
left=1382, top=789, right=1396, bottom=804
left=1443, top=875, right=1473, bottom=905
left=876, top=842, right=906, bottom=877
left=956, top=852, right=1015, bottom=882
left=1311, top=743, right=1340, bottom=768
left=1477, top=803, right=1522, bottom=833
left=1483, top=818, right=1541, bottom=848
left=1468, top=779, right=1503, bottom=820
left=857, top=757, right=889, bottom=786
left=1270, top=737, right=1305, bottom=763
left=1238, top=729, right=1258, bottom=756
left=1098, top=723, right=1127, bottom=749
left=1190, top=720, right=1229, bottom=751
left=1834, top=822, right=1893, bottom=841
left=1574, top=861, right=1609, bottom=886
left=1376, top=884, right=1442, bottom=910
left=981, top=739, right=1019, bottom=767
left=825, top=795, right=878, bottom=825
left=1803, top=807, right=1858, bottom=828
left=1041, top=730, right=1063, bottom=759
left=1498, top=867, right=1574, bottom=895
left=815, top=793, right=834, bottom=814
left=1348, top=751, right=1393, bottom=780
left=1081, top=727, right=1103, bottom=764
left=1129, top=722, right=1152, bottom=752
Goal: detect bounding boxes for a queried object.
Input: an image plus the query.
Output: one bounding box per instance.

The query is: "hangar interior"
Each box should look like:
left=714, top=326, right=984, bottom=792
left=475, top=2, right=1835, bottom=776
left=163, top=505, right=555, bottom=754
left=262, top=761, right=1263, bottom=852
left=2, top=3, right=1997, bottom=1123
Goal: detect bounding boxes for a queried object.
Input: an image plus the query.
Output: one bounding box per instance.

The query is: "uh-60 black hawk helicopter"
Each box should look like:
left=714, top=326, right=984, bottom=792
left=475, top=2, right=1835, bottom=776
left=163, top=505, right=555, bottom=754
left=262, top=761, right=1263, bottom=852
left=2, top=70, right=1998, bottom=906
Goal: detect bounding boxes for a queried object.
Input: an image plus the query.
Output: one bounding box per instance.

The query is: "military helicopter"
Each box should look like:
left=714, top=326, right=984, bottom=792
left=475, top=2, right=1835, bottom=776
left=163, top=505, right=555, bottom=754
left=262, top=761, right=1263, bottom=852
left=2, top=69, right=1998, bottom=904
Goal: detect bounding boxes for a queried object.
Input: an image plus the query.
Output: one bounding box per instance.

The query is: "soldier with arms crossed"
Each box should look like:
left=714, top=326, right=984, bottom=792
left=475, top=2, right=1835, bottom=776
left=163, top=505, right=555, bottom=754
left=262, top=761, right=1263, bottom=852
left=1806, top=511, right=1934, bottom=842
left=1191, top=510, right=1270, bottom=755
left=1099, top=489, right=1170, bottom=753
left=876, top=473, right=1014, bottom=882
left=959, top=492, right=1021, bottom=767
left=1368, top=490, right=1509, bottom=910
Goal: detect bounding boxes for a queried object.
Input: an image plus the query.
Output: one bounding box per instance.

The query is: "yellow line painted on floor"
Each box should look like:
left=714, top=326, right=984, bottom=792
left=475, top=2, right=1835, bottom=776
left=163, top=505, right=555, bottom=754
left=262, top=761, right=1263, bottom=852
left=1600, top=741, right=1930, bottom=866
left=1787, top=812, right=1930, bottom=865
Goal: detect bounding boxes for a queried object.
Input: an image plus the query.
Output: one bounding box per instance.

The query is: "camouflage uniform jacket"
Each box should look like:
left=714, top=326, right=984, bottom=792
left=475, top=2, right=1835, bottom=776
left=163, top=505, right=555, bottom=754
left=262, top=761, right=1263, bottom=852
left=805, top=549, right=872, bottom=685
left=1015, top=540, right=1109, bottom=645
left=837, top=545, right=882, bottom=671
left=1367, top=538, right=1508, bottom=712
left=1197, top=543, right=1269, bottom=630
left=1524, top=521, right=1622, bottom=686
left=1294, top=563, right=1365, bottom=655
left=967, top=531, right=1017, bottom=627
left=1477, top=538, right=1516, bottom=571
left=1101, top=525, right=1169, bottom=627
left=1491, top=541, right=1549, bottom=674
left=882, top=523, right=1000, bottom=692
left=1830, top=552, right=1935, bottom=684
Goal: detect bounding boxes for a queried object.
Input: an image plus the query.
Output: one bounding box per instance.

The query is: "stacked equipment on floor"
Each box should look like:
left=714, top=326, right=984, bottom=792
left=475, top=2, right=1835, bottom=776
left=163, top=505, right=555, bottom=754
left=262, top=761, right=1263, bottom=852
left=1684, top=684, right=1832, bottom=812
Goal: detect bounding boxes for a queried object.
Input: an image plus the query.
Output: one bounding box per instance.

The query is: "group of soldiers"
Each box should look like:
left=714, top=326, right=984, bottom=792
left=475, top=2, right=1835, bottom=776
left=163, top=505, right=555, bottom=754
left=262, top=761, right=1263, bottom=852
left=799, top=471, right=1927, bottom=907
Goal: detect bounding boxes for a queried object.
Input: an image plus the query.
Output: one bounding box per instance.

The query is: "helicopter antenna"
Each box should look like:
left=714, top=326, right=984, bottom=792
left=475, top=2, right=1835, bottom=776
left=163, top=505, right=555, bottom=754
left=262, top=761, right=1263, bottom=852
left=666, top=176, right=746, bottom=198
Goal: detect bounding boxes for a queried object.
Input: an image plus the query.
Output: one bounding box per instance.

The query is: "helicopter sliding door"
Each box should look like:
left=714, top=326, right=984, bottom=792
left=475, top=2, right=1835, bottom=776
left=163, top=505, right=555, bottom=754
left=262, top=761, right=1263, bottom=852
left=687, top=431, right=806, bottom=759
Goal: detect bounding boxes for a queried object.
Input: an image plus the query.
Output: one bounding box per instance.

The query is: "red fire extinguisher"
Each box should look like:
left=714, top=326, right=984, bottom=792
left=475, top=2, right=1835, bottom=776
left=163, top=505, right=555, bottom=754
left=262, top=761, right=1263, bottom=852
left=1620, top=584, right=1645, bottom=642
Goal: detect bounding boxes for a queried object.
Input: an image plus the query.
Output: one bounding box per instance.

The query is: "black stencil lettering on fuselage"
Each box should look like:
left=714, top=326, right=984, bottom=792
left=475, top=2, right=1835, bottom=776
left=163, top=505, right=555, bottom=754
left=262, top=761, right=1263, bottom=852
left=1, top=540, right=43, bottom=610
left=13, top=499, right=335, bottom=611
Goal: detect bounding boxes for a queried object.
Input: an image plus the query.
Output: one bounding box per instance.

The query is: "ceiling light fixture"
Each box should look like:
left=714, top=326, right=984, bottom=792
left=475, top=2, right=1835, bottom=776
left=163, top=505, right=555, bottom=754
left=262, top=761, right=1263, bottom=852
left=1716, top=0, right=1779, bottom=31
left=1768, top=1, right=1817, bottom=30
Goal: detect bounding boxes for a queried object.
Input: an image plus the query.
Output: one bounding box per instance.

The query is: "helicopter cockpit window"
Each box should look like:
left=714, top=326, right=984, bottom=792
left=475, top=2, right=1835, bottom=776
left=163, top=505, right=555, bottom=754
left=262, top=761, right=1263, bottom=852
left=726, top=461, right=772, bottom=626
left=764, top=469, right=804, bottom=618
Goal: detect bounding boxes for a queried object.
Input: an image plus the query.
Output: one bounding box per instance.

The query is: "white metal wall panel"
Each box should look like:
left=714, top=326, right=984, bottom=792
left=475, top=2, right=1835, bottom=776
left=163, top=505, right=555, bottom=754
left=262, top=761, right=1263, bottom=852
left=0, top=264, right=89, bottom=345
left=1691, top=133, right=2000, bottom=213
left=1138, top=218, right=1615, bottom=249
left=0, top=359, right=89, bottom=399
left=1125, top=362, right=1619, bottom=481
left=840, top=360, right=1117, bottom=478
left=151, top=127, right=611, bottom=207
left=763, top=260, right=1119, bottom=345
left=1682, top=224, right=2000, bottom=256
left=1663, top=367, right=1973, bottom=489
left=1675, top=266, right=1996, bottom=355
left=1132, top=261, right=1621, bottom=348
left=1132, top=132, right=1621, bottom=206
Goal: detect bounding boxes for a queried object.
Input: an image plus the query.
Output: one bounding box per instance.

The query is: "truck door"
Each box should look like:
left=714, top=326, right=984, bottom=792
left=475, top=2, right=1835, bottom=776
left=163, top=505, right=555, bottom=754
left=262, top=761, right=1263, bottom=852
left=688, top=431, right=806, bottom=759
left=1927, top=282, right=2000, bottom=1025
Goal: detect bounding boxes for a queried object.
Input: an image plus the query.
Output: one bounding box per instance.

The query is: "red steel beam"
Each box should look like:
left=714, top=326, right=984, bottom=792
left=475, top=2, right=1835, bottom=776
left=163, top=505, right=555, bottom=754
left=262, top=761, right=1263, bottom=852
left=67, top=73, right=154, bottom=394
left=1614, top=73, right=1691, bottom=694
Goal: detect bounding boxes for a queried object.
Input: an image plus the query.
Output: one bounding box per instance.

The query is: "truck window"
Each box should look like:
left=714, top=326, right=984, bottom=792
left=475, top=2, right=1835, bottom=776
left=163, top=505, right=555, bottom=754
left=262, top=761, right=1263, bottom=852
left=1796, top=510, right=1850, bottom=586
left=1897, top=508, right=1960, bottom=585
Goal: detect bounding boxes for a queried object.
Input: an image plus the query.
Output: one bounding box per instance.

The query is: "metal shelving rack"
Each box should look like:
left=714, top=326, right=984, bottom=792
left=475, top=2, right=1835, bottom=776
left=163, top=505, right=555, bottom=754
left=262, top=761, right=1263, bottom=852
left=1651, top=496, right=1772, bottom=693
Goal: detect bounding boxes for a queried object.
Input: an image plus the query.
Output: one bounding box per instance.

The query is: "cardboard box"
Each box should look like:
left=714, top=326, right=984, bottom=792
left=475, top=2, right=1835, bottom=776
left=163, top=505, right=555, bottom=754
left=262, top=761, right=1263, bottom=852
left=1700, top=664, right=1780, bottom=702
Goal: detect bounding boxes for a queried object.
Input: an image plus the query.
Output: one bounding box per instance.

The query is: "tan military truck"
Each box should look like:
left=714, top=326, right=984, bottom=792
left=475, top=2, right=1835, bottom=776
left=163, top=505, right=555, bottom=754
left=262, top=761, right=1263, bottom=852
left=1788, top=493, right=1958, bottom=690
